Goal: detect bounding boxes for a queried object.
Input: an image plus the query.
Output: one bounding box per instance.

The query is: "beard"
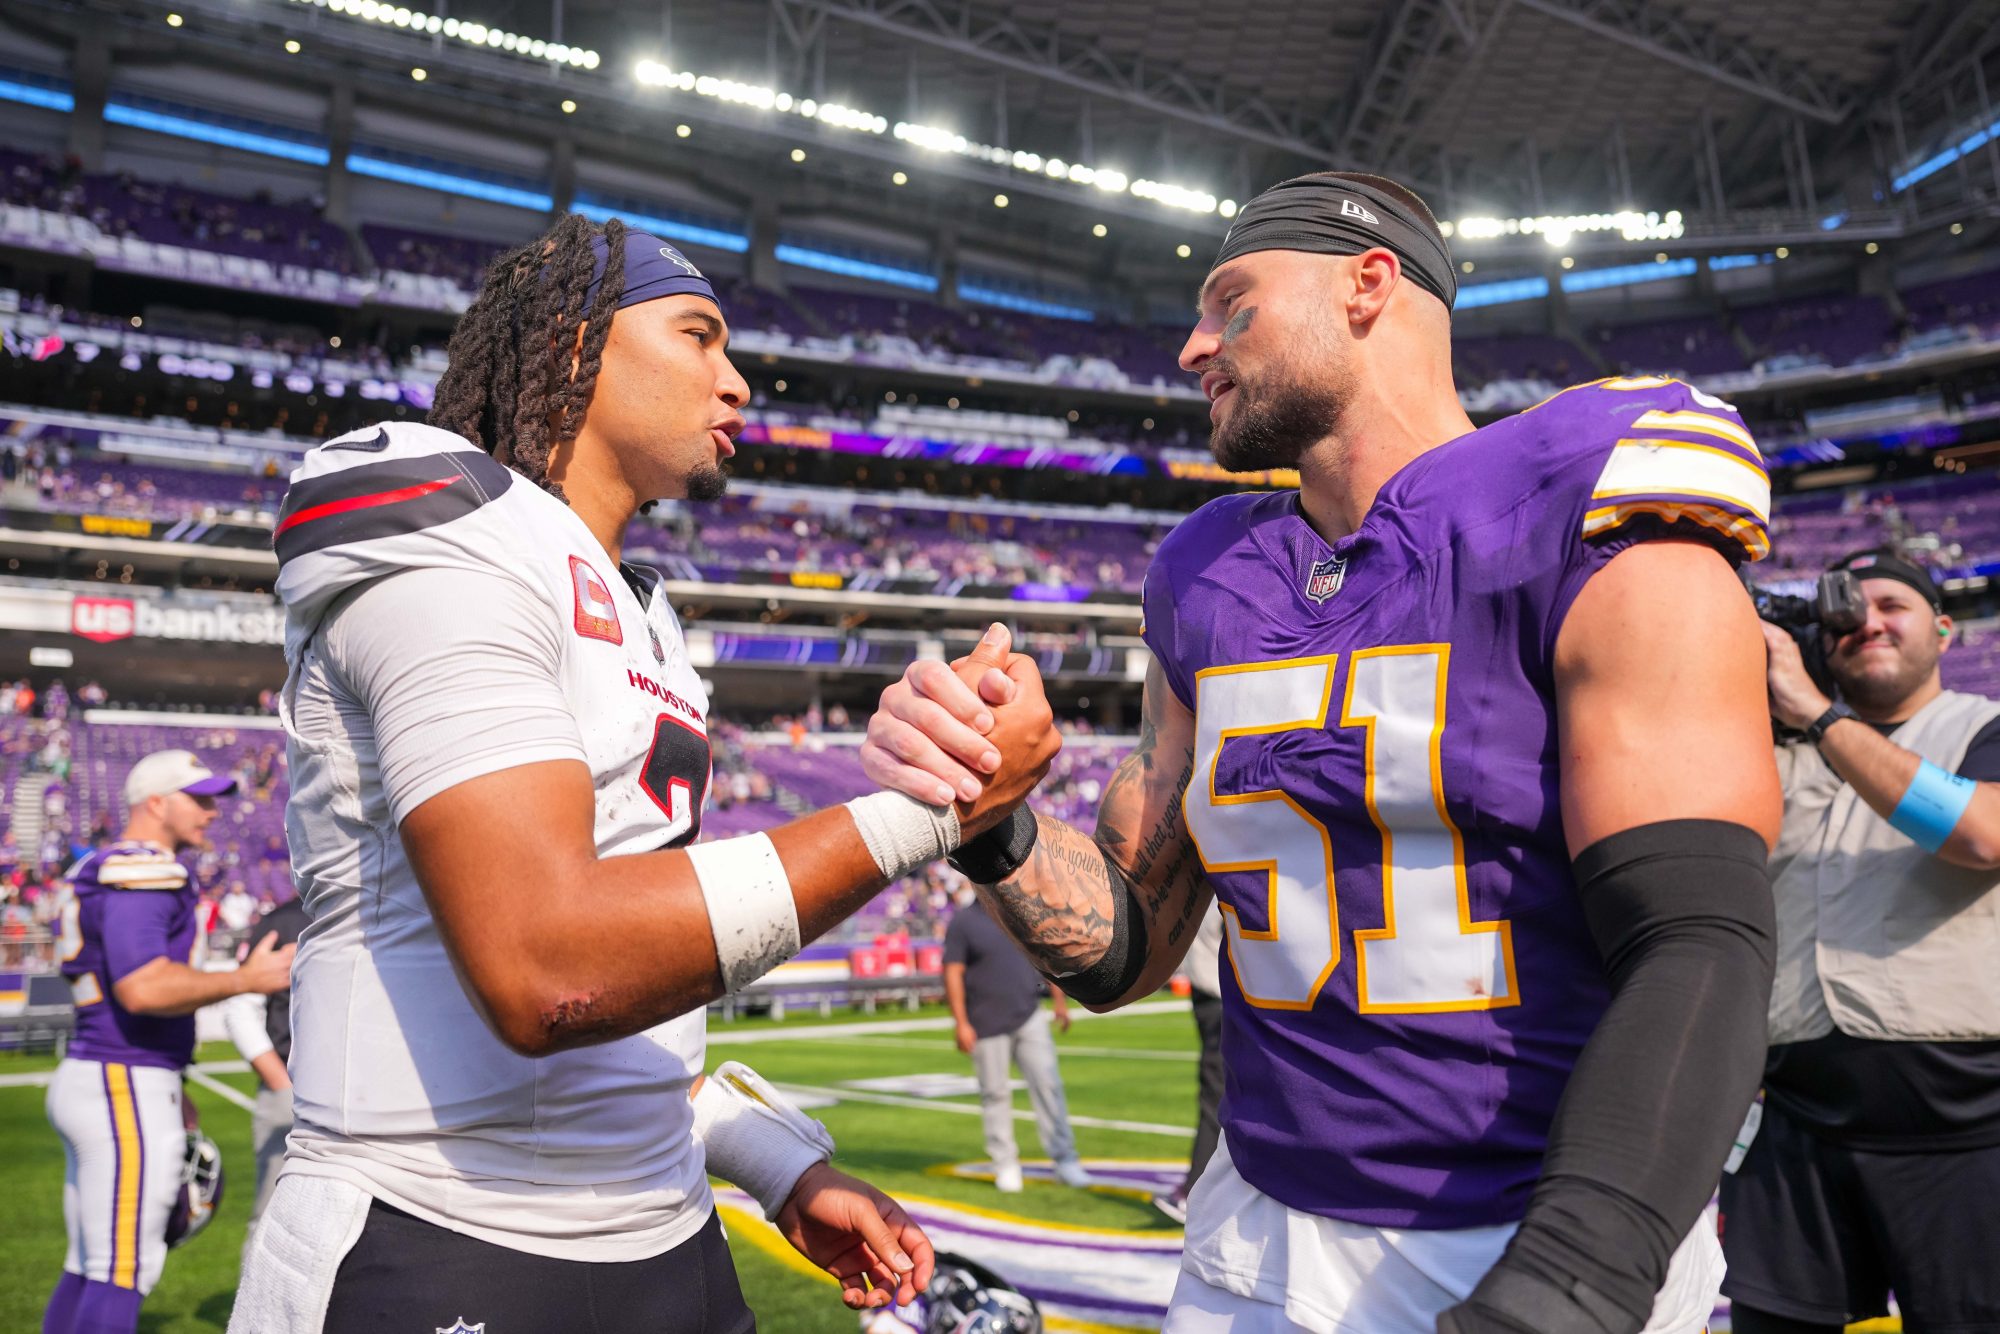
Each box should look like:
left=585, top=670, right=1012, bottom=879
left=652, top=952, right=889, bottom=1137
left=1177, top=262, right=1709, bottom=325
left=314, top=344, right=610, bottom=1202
left=1831, top=636, right=1937, bottom=713
left=1209, top=357, right=1350, bottom=474
left=684, top=461, right=730, bottom=503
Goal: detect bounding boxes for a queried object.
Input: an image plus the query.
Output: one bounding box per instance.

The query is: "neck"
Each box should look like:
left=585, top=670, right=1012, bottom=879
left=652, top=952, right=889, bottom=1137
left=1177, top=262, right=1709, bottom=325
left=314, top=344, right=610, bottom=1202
left=119, top=820, right=171, bottom=851
left=1849, top=673, right=1943, bottom=726
left=547, top=436, right=638, bottom=565
left=1296, top=381, right=1474, bottom=542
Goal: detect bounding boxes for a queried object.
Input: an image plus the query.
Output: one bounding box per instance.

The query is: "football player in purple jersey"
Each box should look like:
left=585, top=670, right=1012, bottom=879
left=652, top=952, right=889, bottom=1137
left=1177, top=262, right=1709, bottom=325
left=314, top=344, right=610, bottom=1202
left=44, top=749, right=295, bottom=1334
left=863, top=173, right=1782, bottom=1334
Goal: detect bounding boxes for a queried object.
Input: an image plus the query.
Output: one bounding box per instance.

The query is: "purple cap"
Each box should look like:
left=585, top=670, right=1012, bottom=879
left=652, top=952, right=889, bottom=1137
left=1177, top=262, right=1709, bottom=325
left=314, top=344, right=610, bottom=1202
left=124, top=750, right=239, bottom=806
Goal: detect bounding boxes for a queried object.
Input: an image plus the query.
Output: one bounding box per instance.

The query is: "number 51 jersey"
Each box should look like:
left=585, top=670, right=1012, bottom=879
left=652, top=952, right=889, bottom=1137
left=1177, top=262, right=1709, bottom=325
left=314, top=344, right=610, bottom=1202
left=1141, top=377, right=1769, bottom=1230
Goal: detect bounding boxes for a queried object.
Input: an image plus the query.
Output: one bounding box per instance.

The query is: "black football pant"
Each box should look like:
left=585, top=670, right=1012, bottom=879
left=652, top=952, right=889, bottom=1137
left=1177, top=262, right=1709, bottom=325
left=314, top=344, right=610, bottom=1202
left=1178, top=991, right=1226, bottom=1199
left=321, top=1200, right=757, bottom=1334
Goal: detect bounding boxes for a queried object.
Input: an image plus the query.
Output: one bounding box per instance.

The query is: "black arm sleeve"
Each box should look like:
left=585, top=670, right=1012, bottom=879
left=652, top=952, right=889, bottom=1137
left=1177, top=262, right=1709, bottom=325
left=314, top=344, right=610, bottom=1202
left=1045, top=863, right=1151, bottom=1007
left=1440, top=819, right=1775, bottom=1334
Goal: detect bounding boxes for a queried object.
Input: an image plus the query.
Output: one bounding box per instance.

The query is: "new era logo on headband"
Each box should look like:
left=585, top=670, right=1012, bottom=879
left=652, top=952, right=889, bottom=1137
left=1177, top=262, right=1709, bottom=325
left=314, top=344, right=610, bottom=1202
left=1341, top=198, right=1379, bottom=225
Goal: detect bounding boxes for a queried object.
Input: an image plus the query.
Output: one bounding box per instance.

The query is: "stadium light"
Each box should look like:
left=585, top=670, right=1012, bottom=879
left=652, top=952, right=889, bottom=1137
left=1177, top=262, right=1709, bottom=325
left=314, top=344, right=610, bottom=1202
left=1452, top=210, right=1684, bottom=247
left=285, top=38, right=301, bottom=52
left=630, top=57, right=1221, bottom=217
left=286, top=0, right=599, bottom=70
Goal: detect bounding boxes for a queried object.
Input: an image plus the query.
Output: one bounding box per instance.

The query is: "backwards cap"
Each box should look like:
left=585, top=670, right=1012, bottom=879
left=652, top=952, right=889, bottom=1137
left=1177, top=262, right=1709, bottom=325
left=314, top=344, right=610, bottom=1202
left=1209, top=172, right=1458, bottom=310
left=1833, top=548, right=1943, bottom=611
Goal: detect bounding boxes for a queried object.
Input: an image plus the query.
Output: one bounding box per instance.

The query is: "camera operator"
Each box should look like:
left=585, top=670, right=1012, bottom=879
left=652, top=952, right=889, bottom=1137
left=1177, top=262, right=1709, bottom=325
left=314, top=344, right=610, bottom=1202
left=1724, top=548, right=2000, bottom=1334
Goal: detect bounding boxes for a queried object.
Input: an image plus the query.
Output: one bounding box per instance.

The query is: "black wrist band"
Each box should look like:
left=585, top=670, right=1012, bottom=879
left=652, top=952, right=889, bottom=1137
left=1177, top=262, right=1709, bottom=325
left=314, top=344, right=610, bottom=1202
left=948, top=805, right=1039, bottom=883
left=1804, top=702, right=1856, bottom=746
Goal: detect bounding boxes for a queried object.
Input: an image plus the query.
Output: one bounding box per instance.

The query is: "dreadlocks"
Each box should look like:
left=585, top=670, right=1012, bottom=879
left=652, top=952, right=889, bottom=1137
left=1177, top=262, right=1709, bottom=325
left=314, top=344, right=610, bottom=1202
left=428, top=213, right=626, bottom=500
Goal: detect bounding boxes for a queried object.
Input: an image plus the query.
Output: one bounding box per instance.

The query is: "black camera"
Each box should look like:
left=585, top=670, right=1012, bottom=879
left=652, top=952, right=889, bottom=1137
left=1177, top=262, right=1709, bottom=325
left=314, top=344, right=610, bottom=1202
left=1744, top=567, right=1868, bottom=696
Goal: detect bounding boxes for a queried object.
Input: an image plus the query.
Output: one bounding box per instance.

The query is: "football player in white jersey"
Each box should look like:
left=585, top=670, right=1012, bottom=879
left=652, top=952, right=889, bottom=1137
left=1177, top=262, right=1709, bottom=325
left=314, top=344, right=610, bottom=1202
left=229, top=216, right=1058, bottom=1334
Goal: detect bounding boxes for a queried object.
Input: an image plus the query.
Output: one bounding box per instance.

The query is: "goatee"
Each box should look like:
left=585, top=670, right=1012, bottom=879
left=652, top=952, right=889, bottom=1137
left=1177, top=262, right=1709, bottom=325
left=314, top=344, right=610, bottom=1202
left=685, top=462, right=730, bottom=503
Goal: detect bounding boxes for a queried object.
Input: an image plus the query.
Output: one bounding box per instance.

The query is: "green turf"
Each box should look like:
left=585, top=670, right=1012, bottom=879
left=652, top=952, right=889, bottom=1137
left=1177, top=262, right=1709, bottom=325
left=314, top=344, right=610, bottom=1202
left=0, top=1004, right=1205, bottom=1332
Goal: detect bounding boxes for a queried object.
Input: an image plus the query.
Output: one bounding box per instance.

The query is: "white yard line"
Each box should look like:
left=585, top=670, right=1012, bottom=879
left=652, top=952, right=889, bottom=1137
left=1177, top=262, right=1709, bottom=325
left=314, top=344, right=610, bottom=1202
left=185, top=1066, right=258, bottom=1113
left=831, top=1035, right=1197, bottom=1062
left=706, top=997, right=1188, bottom=1046
left=0, top=1058, right=250, bottom=1092
left=778, top=1080, right=1192, bottom=1138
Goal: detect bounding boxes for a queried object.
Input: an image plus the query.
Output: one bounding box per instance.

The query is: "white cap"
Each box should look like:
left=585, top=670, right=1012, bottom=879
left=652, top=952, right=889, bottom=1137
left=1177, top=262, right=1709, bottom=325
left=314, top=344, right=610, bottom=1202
left=124, top=750, right=239, bottom=808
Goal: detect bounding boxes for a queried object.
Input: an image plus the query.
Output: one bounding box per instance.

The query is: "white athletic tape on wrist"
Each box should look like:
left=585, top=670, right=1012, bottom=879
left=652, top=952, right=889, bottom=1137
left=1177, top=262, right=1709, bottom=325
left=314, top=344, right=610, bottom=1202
left=687, top=833, right=800, bottom=994
left=845, top=791, right=962, bottom=883
left=691, top=1060, right=836, bottom=1217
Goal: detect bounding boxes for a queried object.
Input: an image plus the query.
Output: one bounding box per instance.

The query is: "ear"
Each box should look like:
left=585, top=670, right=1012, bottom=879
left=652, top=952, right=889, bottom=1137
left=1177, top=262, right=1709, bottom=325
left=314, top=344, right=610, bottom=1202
left=1347, top=248, right=1401, bottom=329
left=1937, top=613, right=1954, bottom=646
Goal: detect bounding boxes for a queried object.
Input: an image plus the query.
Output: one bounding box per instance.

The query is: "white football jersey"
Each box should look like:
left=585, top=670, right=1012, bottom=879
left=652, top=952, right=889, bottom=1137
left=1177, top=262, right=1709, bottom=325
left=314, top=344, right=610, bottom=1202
left=274, top=422, right=715, bottom=1261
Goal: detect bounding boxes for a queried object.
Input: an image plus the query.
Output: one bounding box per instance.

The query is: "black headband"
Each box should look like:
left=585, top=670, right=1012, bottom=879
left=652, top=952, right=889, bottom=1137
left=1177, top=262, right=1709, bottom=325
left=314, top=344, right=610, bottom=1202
left=1834, top=549, right=1943, bottom=611
left=1209, top=174, right=1458, bottom=310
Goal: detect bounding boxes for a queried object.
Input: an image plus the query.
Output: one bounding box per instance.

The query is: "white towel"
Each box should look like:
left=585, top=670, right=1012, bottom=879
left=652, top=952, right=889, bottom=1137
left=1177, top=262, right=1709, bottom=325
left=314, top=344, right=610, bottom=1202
left=228, top=1174, right=373, bottom=1334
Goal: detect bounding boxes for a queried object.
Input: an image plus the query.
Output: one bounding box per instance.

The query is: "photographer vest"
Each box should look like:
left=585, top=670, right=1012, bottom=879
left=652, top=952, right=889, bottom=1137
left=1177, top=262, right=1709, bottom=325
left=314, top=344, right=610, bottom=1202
left=1770, top=689, right=2000, bottom=1043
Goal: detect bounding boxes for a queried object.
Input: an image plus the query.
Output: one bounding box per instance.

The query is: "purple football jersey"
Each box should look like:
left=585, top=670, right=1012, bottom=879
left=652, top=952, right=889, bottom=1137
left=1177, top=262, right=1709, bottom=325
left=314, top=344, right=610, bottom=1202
left=1141, top=377, right=1768, bottom=1229
left=59, top=840, right=200, bottom=1070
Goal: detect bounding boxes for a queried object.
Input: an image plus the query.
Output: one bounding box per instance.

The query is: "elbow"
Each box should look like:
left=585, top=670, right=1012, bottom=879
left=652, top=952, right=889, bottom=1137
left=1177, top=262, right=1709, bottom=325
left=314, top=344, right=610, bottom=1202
left=112, top=981, right=165, bottom=1017
left=458, top=967, right=567, bottom=1058
left=1945, top=831, right=2000, bottom=872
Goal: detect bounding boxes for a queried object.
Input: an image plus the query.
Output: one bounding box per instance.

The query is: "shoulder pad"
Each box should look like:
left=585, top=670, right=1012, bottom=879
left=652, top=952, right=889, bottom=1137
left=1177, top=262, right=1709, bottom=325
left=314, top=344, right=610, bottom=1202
left=1539, top=377, right=1771, bottom=563
left=90, top=848, right=190, bottom=892
left=276, top=427, right=516, bottom=569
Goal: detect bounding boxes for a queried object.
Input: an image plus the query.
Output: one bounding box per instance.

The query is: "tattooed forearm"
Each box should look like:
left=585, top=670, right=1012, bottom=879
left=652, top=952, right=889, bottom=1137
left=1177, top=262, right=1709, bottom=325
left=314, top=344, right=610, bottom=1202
left=979, top=659, right=1205, bottom=995
left=984, top=815, right=1121, bottom=976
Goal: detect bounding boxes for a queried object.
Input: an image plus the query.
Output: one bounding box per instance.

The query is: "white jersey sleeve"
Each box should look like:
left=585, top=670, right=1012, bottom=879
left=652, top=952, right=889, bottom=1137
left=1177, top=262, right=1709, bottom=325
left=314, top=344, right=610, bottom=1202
left=317, top=567, right=587, bottom=823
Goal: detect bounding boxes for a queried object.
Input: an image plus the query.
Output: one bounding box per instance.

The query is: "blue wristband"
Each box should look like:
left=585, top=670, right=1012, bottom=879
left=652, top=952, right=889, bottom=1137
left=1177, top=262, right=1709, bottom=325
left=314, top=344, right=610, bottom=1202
left=1888, top=760, right=1978, bottom=854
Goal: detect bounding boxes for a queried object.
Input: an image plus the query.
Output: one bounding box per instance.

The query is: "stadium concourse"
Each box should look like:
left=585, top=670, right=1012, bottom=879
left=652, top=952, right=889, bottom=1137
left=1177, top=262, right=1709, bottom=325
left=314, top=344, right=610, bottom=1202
left=4, top=0, right=2000, bottom=1328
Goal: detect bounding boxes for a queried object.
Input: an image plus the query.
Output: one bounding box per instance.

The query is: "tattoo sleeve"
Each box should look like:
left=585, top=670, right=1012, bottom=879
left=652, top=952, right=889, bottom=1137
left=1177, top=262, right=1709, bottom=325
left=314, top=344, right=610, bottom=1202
left=980, top=662, right=1207, bottom=983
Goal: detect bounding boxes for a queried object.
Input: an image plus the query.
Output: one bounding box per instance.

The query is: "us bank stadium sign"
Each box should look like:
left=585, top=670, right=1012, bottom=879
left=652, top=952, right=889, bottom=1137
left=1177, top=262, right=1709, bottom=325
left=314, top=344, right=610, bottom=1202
left=70, top=595, right=285, bottom=645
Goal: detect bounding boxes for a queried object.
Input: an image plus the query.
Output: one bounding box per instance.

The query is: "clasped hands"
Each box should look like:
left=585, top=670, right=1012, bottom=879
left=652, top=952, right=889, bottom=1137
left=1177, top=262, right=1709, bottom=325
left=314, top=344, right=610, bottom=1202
left=860, top=622, right=1063, bottom=832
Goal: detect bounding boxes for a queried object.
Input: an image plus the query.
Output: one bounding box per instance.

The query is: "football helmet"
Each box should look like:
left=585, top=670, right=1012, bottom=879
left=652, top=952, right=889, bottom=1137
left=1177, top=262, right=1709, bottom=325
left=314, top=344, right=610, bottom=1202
left=859, top=1252, right=1040, bottom=1334
left=164, top=1130, right=225, bottom=1248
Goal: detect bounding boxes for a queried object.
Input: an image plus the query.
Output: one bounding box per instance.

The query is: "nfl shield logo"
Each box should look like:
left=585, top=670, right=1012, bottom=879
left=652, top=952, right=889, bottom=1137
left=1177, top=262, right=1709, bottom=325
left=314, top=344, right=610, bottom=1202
left=1304, top=554, right=1348, bottom=604
left=436, top=1321, right=485, bottom=1334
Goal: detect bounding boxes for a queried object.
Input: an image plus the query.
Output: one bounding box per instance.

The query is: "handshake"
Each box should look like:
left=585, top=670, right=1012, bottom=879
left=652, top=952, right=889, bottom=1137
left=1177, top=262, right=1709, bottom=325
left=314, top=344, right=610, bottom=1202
left=859, top=622, right=1065, bottom=839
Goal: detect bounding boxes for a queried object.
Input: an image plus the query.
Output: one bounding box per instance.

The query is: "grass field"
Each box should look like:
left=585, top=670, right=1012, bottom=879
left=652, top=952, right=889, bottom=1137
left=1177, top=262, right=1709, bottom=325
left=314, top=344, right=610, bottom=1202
left=1, top=1001, right=1905, bottom=1333
left=0, top=1001, right=1205, bottom=1333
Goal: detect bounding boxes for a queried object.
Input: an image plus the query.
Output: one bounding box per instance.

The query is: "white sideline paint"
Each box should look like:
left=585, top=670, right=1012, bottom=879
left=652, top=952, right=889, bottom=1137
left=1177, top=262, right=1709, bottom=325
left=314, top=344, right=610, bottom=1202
left=706, top=997, right=1189, bottom=1047
left=834, top=1035, right=1198, bottom=1062
left=777, top=1080, right=1190, bottom=1138
left=186, top=1066, right=258, bottom=1113
left=0, top=1001, right=1190, bottom=1091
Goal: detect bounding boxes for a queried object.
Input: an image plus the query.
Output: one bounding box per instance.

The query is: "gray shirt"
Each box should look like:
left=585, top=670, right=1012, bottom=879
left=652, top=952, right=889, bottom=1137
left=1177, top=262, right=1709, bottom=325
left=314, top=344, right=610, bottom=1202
left=943, top=900, right=1044, bottom=1039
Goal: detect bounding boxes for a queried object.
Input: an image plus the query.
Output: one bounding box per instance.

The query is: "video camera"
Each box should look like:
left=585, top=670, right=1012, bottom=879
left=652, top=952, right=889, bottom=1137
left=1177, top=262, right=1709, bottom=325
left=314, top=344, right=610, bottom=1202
left=1743, top=567, right=1867, bottom=697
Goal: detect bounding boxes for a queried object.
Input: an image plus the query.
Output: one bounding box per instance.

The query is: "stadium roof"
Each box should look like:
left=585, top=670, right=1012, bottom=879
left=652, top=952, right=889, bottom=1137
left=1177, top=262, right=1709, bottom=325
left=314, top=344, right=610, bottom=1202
left=4, top=0, right=1998, bottom=288
left=488, top=0, right=1994, bottom=211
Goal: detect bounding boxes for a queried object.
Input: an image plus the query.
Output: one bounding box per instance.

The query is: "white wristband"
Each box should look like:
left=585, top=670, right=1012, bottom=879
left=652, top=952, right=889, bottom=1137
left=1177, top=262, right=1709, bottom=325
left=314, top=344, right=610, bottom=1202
left=845, top=791, right=962, bottom=882
left=692, top=1060, right=836, bottom=1217
left=687, top=833, right=801, bottom=994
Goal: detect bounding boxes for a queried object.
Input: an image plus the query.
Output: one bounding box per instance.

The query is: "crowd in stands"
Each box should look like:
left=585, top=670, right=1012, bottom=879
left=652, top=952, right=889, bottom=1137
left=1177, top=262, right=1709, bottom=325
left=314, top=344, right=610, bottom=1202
left=2, top=149, right=353, bottom=273
left=7, top=429, right=1999, bottom=597
left=0, top=703, right=1140, bottom=961
left=13, top=146, right=2000, bottom=398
